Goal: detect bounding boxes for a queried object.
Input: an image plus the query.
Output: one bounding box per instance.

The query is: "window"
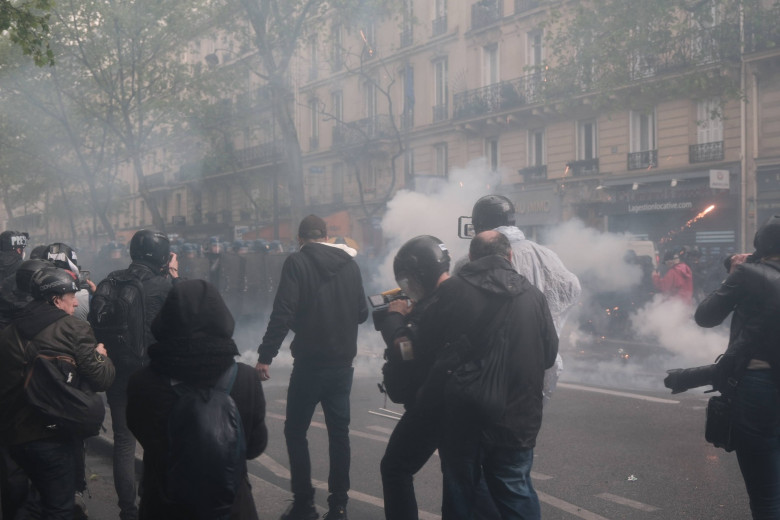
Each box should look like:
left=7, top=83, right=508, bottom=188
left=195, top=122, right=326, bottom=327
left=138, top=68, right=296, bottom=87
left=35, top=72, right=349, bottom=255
left=404, top=147, right=415, bottom=180
left=527, top=30, right=543, bottom=70
left=486, top=138, right=499, bottom=171
left=697, top=98, right=723, bottom=144
left=433, top=58, right=448, bottom=109
left=331, top=24, right=343, bottom=71
left=362, top=21, right=376, bottom=59
left=630, top=110, right=656, bottom=152
left=364, top=81, right=376, bottom=119
left=577, top=120, right=597, bottom=160
left=362, top=163, right=377, bottom=193
left=483, top=44, right=499, bottom=86
left=528, top=129, right=545, bottom=166
left=308, top=35, right=318, bottom=81
left=402, top=65, right=415, bottom=128
left=434, top=142, right=448, bottom=177
left=433, top=0, right=447, bottom=36
left=332, top=163, right=344, bottom=202
left=309, top=98, right=319, bottom=150
left=331, top=91, right=343, bottom=122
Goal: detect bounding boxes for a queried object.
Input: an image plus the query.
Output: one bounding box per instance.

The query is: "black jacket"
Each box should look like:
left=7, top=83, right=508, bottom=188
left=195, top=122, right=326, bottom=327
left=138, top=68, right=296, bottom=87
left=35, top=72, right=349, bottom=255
left=258, top=242, right=368, bottom=367
left=695, top=258, right=780, bottom=373
left=418, top=255, right=558, bottom=448
left=127, top=362, right=267, bottom=520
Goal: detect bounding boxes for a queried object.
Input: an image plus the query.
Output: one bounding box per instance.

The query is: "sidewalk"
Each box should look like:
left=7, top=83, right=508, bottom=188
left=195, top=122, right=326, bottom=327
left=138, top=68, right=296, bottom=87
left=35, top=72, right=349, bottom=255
left=81, top=412, right=303, bottom=520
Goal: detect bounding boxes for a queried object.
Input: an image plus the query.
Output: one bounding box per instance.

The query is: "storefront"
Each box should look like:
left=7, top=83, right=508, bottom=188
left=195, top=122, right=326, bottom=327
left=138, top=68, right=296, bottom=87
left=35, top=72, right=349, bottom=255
left=501, top=184, right=562, bottom=242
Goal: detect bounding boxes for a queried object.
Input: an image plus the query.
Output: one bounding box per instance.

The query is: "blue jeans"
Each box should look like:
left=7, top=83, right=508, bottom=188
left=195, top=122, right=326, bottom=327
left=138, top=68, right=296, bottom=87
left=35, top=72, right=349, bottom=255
left=733, top=370, right=780, bottom=520
left=284, top=364, right=353, bottom=509
left=9, top=438, right=75, bottom=520
left=440, top=425, right=539, bottom=520
left=107, top=375, right=139, bottom=520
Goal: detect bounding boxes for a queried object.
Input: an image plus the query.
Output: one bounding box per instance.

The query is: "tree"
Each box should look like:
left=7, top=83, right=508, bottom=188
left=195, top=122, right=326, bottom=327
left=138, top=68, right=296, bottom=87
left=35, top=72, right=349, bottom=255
left=539, top=0, right=778, bottom=110
left=237, top=0, right=395, bottom=233
left=43, top=0, right=221, bottom=232
left=0, top=0, right=54, bottom=65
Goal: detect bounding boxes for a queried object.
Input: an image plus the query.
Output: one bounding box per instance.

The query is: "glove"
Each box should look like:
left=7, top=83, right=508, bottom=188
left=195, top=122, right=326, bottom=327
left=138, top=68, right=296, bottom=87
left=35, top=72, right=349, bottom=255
left=664, top=364, right=716, bottom=394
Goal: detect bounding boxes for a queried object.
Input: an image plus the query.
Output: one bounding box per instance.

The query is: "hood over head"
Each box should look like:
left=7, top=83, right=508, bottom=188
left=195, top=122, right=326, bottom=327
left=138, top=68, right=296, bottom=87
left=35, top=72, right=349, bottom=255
left=151, top=279, right=235, bottom=342
left=754, top=215, right=780, bottom=257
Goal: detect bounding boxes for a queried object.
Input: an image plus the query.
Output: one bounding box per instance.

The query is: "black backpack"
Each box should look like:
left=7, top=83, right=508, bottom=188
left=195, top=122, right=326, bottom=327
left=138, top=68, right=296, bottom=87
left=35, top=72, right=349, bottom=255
left=166, top=363, right=246, bottom=519
left=88, top=271, right=147, bottom=370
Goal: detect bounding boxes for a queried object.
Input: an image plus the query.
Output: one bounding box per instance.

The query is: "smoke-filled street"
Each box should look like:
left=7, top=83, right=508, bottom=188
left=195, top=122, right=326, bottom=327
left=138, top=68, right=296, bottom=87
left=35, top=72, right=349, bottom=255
left=245, top=347, right=748, bottom=520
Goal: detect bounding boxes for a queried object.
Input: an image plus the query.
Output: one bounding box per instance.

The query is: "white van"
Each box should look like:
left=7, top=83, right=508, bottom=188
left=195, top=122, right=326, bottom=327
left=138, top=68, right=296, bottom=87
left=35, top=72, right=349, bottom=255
left=626, top=240, right=658, bottom=269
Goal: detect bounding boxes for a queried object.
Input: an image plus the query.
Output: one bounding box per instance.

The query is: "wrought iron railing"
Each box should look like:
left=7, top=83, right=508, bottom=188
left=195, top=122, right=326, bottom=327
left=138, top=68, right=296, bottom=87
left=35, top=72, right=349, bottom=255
left=432, top=15, right=447, bottom=37
left=519, top=165, right=547, bottom=183
left=401, top=27, right=413, bottom=48
left=566, top=158, right=599, bottom=176
left=627, top=150, right=658, bottom=170
left=471, top=0, right=503, bottom=30
left=332, top=115, right=396, bottom=147
left=515, top=0, right=540, bottom=15
left=453, top=73, right=543, bottom=119
left=689, top=141, right=724, bottom=163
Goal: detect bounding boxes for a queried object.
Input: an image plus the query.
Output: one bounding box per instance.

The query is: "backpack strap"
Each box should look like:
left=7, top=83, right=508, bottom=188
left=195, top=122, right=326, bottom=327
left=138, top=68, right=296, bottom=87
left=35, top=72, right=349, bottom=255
left=214, top=362, right=238, bottom=394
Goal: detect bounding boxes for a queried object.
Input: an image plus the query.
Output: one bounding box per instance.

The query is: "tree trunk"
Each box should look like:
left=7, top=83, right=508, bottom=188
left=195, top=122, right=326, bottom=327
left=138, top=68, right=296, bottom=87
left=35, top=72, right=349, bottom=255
left=271, top=83, right=305, bottom=237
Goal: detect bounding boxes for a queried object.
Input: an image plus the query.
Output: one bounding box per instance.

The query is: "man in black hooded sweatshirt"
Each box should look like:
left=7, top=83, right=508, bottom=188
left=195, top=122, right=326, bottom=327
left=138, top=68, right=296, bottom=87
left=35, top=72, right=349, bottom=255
left=256, top=214, right=368, bottom=520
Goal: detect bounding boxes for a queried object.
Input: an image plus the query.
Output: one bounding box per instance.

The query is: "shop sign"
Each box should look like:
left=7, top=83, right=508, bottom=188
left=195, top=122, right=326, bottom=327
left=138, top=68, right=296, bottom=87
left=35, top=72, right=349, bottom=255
left=709, top=169, right=730, bottom=190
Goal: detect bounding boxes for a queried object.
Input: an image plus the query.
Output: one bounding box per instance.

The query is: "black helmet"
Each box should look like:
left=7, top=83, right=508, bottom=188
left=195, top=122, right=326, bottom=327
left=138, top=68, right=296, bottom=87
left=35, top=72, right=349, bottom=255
left=0, top=231, right=29, bottom=252
left=29, top=245, right=49, bottom=259
left=30, top=267, right=79, bottom=301
left=46, top=243, right=79, bottom=272
left=15, top=259, right=52, bottom=294
left=472, top=195, right=516, bottom=234
left=130, top=229, right=170, bottom=267
left=393, top=235, right=450, bottom=301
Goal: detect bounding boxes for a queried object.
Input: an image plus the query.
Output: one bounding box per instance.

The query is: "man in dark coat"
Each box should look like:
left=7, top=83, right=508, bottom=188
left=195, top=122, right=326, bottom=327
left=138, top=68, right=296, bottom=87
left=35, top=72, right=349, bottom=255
left=419, top=230, right=558, bottom=519
left=255, top=214, right=368, bottom=520
left=127, top=279, right=267, bottom=520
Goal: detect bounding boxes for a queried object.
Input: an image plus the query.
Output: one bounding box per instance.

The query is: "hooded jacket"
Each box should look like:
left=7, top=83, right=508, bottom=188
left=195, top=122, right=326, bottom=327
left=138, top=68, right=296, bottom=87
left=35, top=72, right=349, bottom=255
left=653, top=262, right=694, bottom=304
left=0, top=300, right=115, bottom=445
left=127, top=280, right=267, bottom=520
left=418, top=255, right=558, bottom=448
left=258, top=242, right=368, bottom=367
left=695, top=216, right=780, bottom=377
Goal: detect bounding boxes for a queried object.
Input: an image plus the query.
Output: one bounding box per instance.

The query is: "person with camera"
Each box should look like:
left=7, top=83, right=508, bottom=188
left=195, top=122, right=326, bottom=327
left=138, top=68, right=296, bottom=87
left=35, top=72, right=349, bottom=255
left=46, top=243, right=96, bottom=322
left=376, top=235, right=451, bottom=520
left=420, top=230, right=557, bottom=519
left=88, top=229, right=179, bottom=520
left=694, top=215, right=780, bottom=520
left=0, top=266, right=115, bottom=519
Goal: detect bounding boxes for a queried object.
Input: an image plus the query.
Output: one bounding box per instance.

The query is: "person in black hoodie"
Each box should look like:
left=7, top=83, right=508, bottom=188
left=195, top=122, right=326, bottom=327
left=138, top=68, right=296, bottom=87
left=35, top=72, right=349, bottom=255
left=695, top=215, right=780, bottom=520
left=418, top=231, right=557, bottom=519
left=126, top=279, right=267, bottom=520
left=256, top=214, right=368, bottom=520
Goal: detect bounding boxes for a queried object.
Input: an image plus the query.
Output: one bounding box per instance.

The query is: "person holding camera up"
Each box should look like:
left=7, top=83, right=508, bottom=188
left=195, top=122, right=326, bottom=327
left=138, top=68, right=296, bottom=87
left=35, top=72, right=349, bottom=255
left=88, top=229, right=179, bottom=520
left=46, top=243, right=95, bottom=322
left=377, top=235, right=451, bottom=520
left=694, top=215, right=780, bottom=520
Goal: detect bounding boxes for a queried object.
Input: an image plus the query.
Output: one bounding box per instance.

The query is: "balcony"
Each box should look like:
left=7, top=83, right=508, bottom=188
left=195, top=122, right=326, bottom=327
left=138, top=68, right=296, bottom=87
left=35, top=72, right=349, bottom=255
left=432, top=103, right=448, bottom=123
left=515, top=0, right=540, bottom=14
left=566, top=158, right=600, bottom=177
left=400, top=27, right=413, bottom=48
left=332, top=115, right=396, bottom=147
left=627, top=150, right=658, bottom=170
left=471, top=0, right=503, bottom=31
left=689, top=141, right=724, bottom=163
left=143, top=172, right=166, bottom=189
left=171, top=215, right=186, bottom=226
left=453, top=74, right=542, bottom=119
left=432, top=15, right=447, bottom=37
left=519, top=165, right=547, bottom=183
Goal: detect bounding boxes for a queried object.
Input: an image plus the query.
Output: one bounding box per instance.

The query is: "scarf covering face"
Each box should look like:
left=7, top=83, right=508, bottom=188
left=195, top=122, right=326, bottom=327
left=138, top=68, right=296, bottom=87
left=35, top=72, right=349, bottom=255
left=148, top=279, right=239, bottom=384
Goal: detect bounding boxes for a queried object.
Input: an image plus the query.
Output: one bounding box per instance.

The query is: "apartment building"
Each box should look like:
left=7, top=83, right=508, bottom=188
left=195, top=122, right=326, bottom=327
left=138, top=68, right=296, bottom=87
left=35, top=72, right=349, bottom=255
left=14, top=0, right=779, bottom=258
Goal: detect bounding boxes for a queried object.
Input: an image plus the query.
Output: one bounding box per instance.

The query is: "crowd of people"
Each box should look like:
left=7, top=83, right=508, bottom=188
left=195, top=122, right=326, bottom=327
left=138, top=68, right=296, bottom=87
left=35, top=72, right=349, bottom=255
left=0, top=195, right=777, bottom=520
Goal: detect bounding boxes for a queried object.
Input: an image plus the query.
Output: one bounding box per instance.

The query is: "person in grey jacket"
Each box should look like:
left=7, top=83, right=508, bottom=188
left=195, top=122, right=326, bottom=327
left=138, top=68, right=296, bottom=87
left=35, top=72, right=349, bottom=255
left=0, top=266, right=114, bottom=519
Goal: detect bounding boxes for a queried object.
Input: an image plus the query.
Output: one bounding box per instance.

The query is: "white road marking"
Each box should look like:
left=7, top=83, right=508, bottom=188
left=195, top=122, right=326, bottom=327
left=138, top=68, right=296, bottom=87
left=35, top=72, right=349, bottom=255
left=597, top=492, right=659, bottom=512
left=558, top=383, right=680, bottom=404
left=367, top=425, right=396, bottom=434
left=266, top=412, right=390, bottom=442
left=538, top=491, right=612, bottom=520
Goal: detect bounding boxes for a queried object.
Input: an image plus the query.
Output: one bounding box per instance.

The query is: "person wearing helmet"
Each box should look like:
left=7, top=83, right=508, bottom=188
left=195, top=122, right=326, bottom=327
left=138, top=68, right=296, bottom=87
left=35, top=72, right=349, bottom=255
left=0, top=231, right=29, bottom=295
left=462, top=194, right=581, bottom=403
left=379, top=235, right=452, bottom=520
left=88, top=229, right=178, bottom=520
left=256, top=214, right=367, bottom=520
left=46, top=243, right=95, bottom=322
left=0, top=267, right=114, bottom=519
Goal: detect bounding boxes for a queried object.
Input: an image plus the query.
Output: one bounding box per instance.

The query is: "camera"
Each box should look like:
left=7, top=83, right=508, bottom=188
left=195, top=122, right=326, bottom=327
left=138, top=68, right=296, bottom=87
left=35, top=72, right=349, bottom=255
left=368, top=288, right=408, bottom=331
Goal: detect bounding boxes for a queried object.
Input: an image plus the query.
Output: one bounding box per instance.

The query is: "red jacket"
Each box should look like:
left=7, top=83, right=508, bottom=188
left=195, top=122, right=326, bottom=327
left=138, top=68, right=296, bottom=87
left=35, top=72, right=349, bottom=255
left=653, top=262, right=694, bottom=304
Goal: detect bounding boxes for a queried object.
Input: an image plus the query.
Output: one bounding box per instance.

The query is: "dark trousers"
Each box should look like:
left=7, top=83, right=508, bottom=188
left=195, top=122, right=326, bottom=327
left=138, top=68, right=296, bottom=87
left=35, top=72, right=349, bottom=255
left=1, top=447, right=30, bottom=519
left=734, top=369, right=780, bottom=520
left=107, top=375, right=139, bottom=520
left=380, top=408, right=439, bottom=520
left=9, top=438, right=75, bottom=520
left=284, top=364, right=353, bottom=509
